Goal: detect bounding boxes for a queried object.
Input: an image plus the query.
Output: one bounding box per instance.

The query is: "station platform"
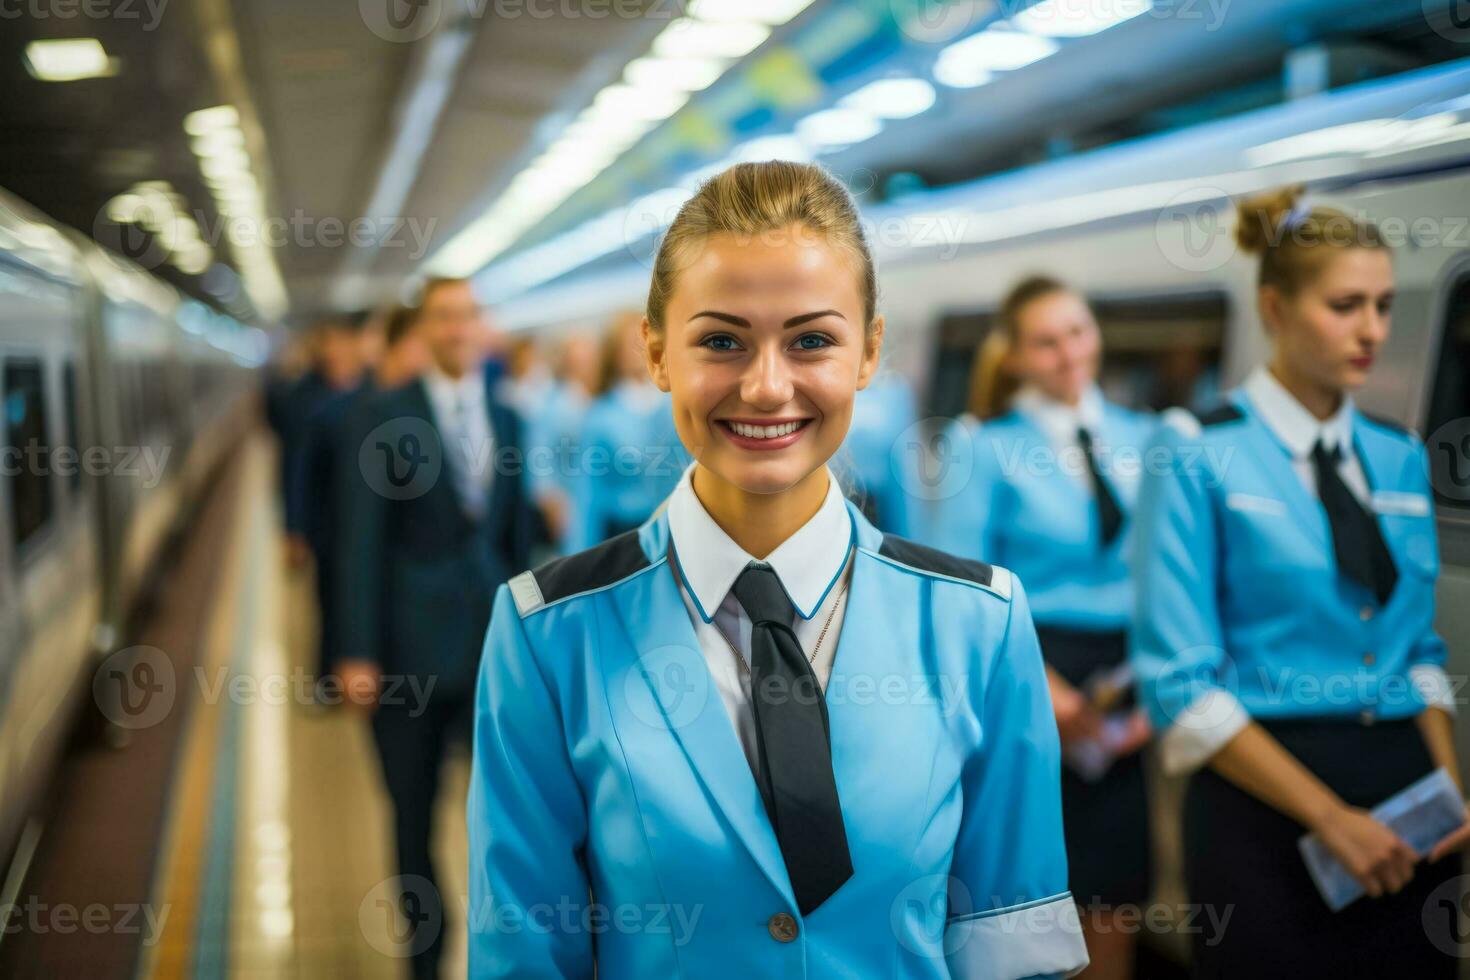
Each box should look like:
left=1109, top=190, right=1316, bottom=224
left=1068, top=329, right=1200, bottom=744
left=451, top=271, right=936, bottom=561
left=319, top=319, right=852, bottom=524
left=0, top=434, right=469, bottom=979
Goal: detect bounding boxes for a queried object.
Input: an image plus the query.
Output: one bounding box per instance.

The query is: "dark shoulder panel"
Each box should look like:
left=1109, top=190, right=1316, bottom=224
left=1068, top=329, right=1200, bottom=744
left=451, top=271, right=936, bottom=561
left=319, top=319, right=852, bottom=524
left=877, top=535, right=994, bottom=588
left=513, top=529, right=650, bottom=614
left=1196, top=402, right=1245, bottom=427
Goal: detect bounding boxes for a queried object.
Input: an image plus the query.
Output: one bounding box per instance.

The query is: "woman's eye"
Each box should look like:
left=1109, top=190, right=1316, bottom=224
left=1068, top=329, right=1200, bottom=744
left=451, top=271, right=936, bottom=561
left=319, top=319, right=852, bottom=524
left=1329, top=299, right=1358, bottom=314
left=701, top=334, right=740, bottom=352
left=793, top=333, right=833, bottom=351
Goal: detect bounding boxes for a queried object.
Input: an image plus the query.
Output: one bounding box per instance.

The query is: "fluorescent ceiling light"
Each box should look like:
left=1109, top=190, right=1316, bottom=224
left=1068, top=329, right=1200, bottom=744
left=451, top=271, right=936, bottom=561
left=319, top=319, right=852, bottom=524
left=796, top=108, right=883, bottom=148
left=1013, top=0, right=1152, bottom=37
left=652, top=20, right=771, bottom=60
left=23, top=39, right=114, bottom=82
left=624, top=55, right=727, bottom=92
left=184, top=105, right=241, bottom=135
left=936, top=28, right=1060, bottom=73
left=593, top=84, right=691, bottom=122
left=933, top=61, right=994, bottom=89
left=839, top=78, right=937, bottom=119
left=687, top=0, right=816, bottom=25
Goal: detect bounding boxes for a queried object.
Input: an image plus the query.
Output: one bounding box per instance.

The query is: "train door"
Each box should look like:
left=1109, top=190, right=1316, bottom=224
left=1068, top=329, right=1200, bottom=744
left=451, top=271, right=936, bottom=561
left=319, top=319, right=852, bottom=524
left=1424, top=258, right=1470, bottom=785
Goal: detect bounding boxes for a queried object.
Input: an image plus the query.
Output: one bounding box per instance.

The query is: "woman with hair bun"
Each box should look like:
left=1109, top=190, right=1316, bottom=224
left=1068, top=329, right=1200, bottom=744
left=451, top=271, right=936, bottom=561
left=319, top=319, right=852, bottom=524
left=466, top=160, right=1089, bottom=978
left=1132, top=185, right=1464, bottom=977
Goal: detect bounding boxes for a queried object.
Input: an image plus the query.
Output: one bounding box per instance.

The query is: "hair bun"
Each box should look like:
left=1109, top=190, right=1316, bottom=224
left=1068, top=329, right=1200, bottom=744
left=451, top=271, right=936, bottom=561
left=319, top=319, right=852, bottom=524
left=1234, top=185, right=1303, bottom=255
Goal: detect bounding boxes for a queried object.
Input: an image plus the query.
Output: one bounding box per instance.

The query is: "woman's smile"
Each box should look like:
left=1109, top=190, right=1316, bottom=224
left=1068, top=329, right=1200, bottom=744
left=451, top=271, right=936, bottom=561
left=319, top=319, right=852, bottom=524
left=716, top=416, right=814, bottom=450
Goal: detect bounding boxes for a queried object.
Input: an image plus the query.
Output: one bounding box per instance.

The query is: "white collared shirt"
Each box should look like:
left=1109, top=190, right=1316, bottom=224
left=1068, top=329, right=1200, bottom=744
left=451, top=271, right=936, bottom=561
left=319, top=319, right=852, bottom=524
left=1242, top=366, right=1369, bottom=505
left=424, top=364, right=495, bottom=504
left=666, top=464, right=854, bottom=779
left=1012, top=383, right=1107, bottom=489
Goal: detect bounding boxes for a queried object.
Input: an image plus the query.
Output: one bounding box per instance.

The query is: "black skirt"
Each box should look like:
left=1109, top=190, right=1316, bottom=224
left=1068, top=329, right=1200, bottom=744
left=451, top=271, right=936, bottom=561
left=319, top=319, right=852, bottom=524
left=1183, top=717, right=1461, bottom=980
left=1037, top=624, right=1153, bottom=908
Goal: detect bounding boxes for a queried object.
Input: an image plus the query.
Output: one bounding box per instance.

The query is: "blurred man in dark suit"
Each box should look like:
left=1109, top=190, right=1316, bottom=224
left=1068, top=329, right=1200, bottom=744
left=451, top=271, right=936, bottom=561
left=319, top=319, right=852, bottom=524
left=295, top=307, right=427, bottom=696
left=334, top=278, right=532, bottom=980
left=280, top=314, right=370, bottom=567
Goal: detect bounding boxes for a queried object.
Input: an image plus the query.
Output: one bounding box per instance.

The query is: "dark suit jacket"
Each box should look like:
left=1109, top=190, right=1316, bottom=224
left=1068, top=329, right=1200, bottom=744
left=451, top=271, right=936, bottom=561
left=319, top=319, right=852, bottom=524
left=334, top=375, right=533, bottom=697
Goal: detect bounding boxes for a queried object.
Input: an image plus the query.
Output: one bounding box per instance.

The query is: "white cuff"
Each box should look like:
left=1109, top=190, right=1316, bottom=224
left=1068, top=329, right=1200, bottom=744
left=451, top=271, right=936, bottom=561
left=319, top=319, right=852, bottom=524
left=1411, top=664, right=1459, bottom=715
left=944, top=893, right=1089, bottom=980
left=1159, top=689, right=1251, bottom=776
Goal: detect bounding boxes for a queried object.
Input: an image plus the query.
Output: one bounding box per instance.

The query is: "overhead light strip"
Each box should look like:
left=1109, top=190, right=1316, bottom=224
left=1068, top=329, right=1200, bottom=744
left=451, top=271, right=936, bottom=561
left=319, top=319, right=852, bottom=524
left=427, top=0, right=817, bottom=278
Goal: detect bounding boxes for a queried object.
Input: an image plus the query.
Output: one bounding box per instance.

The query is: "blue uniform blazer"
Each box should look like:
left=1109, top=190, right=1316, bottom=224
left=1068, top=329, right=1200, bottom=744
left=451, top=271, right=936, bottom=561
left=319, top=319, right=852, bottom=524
left=468, top=502, right=1088, bottom=979
left=922, top=402, right=1157, bottom=631
left=1131, top=394, right=1449, bottom=746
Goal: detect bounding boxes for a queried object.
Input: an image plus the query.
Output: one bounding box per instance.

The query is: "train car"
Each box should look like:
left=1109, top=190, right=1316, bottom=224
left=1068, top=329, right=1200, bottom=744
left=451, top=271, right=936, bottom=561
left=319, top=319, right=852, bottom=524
left=0, top=187, right=262, bottom=877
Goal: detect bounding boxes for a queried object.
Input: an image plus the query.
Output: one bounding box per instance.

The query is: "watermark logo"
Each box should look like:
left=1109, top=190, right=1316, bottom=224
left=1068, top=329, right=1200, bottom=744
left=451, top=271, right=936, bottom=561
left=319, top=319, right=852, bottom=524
left=891, top=0, right=992, bottom=43
left=1424, top=874, right=1470, bottom=957
left=1427, top=417, right=1470, bottom=503
left=1425, top=0, right=1470, bottom=42
left=890, top=873, right=972, bottom=958
left=622, top=643, right=712, bottom=731
left=893, top=417, right=975, bottom=503
left=358, top=416, right=443, bottom=500
left=360, top=0, right=442, bottom=41
left=93, top=645, right=175, bottom=730
left=360, top=874, right=443, bottom=958
left=1155, top=185, right=1236, bottom=273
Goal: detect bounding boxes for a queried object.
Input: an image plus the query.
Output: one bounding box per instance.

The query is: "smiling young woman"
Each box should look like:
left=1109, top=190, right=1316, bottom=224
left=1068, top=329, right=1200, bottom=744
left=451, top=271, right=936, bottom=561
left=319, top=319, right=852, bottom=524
left=466, top=161, right=1089, bottom=979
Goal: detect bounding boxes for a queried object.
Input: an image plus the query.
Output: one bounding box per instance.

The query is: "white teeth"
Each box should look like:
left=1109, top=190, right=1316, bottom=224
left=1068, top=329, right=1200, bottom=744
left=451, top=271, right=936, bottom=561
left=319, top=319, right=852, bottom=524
left=729, top=420, right=803, bottom=439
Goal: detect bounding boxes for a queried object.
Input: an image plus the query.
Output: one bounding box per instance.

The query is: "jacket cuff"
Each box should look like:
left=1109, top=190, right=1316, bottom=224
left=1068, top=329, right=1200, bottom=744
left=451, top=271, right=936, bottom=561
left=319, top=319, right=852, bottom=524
left=944, top=892, right=1089, bottom=980
left=1412, top=664, right=1458, bottom=715
left=1159, top=689, right=1251, bottom=776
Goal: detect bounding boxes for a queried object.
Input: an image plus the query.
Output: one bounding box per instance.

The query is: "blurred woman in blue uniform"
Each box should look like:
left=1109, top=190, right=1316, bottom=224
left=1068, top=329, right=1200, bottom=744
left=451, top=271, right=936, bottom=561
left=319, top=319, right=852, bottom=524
left=525, top=333, right=598, bottom=554
left=467, top=161, right=1088, bottom=979
left=1132, top=187, right=1463, bottom=978
left=926, top=276, right=1155, bottom=979
left=839, top=372, right=919, bottom=534
left=567, top=312, right=686, bottom=550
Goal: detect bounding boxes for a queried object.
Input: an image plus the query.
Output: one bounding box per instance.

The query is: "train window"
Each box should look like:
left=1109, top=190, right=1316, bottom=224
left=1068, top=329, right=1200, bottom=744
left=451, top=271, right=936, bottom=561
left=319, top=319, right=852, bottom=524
left=62, top=362, right=81, bottom=494
left=924, top=291, right=1229, bottom=419
left=1426, top=273, right=1470, bottom=516
left=4, top=359, right=54, bottom=550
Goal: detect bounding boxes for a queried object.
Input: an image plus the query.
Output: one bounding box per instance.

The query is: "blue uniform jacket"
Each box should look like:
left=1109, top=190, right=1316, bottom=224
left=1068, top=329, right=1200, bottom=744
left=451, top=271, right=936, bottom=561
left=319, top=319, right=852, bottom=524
left=467, top=501, right=1088, bottom=979
left=1130, top=393, right=1449, bottom=771
left=921, top=401, right=1157, bottom=631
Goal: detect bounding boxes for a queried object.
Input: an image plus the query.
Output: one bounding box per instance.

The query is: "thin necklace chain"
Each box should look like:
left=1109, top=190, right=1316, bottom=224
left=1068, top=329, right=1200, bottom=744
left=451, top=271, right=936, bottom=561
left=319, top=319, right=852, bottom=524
left=716, top=577, right=848, bottom=672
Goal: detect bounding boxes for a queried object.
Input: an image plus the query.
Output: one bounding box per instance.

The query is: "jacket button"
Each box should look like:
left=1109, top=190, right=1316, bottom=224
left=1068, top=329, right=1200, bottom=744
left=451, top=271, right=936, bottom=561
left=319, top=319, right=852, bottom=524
left=768, top=913, right=798, bottom=943
left=1359, top=606, right=1374, bottom=621
left=1360, top=710, right=1375, bottom=726
left=1362, top=652, right=1375, bottom=666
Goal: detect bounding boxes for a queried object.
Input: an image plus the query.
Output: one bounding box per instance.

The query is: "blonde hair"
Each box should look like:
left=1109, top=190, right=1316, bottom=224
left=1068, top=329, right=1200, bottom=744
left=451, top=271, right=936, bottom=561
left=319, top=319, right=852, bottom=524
left=646, top=161, right=877, bottom=332
left=595, top=310, right=644, bottom=397
left=967, top=329, right=1020, bottom=420
left=1235, top=185, right=1389, bottom=294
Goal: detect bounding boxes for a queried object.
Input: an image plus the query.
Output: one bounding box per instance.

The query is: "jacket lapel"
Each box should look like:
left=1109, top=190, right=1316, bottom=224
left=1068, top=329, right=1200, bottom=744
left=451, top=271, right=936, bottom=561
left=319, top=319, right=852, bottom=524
left=605, top=551, right=795, bottom=907
left=1240, top=395, right=1329, bottom=548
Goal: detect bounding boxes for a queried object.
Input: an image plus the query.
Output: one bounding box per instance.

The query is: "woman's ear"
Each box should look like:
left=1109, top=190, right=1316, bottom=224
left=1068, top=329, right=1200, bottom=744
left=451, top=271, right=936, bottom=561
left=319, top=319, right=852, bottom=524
left=1258, top=285, right=1284, bottom=338
left=856, top=315, right=885, bottom=390
left=642, top=317, right=671, bottom=392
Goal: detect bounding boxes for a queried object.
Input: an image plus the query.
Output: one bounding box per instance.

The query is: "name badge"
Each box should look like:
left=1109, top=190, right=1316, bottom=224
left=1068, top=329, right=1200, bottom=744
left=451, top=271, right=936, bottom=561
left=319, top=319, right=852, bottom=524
left=1371, top=491, right=1431, bottom=517
left=1225, top=492, right=1287, bottom=517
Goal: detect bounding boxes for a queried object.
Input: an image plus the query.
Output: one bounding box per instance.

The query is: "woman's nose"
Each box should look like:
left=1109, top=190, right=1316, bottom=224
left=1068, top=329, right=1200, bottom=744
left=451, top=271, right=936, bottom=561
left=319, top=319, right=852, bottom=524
left=742, top=343, right=795, bottom=408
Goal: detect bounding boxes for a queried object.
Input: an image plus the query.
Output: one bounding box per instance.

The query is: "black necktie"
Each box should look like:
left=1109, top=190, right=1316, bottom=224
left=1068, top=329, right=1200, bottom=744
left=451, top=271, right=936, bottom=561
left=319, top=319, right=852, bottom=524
left=731, top=563, right=853, bottom=915
left=1311, top=440, right=1398, bottom=604
left=1077, top=427, right=1123, bottom=546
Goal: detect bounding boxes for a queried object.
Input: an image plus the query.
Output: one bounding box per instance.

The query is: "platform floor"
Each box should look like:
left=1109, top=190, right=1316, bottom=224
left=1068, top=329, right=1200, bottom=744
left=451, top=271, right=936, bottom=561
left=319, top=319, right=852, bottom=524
left=0, top=435, right=470, bottom=979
